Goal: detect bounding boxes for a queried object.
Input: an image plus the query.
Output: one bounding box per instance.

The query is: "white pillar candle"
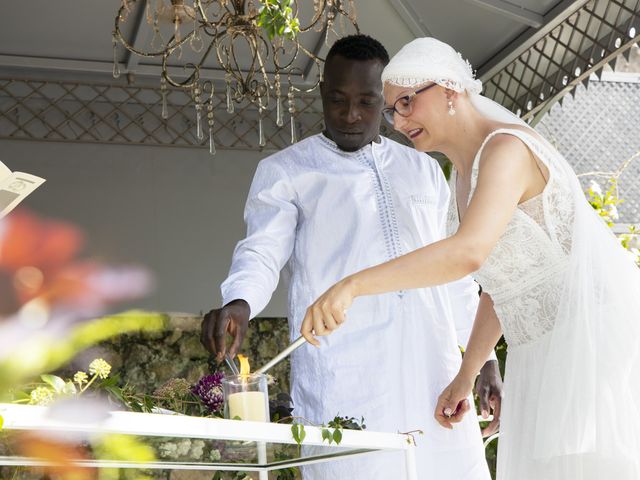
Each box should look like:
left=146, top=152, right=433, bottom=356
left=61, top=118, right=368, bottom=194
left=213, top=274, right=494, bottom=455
left=227, top=391, right=268, bottom=422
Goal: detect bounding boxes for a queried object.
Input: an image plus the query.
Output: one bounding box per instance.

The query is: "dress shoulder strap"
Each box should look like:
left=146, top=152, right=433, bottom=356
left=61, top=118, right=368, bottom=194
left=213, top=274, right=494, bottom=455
left=468, top=127, right=558, bottom=204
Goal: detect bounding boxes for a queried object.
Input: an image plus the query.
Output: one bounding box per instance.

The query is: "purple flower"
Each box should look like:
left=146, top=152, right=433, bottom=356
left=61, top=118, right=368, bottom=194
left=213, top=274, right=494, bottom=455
left=191, top=372, right=224, bottom=414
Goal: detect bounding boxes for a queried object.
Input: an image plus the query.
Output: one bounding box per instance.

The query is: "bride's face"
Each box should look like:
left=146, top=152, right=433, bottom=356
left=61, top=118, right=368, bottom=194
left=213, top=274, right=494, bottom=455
left=382, top=82, right=449, bottom=152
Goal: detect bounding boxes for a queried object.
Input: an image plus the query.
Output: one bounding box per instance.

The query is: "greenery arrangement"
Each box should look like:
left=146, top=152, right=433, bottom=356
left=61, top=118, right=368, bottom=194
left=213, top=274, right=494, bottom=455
left=257, top=0, right=301, bottom=41
left=6, top=352, right=367, bottom=480
left=586, top=177, right=640, bottom=264
left=290, top=414, right=366, bottom=448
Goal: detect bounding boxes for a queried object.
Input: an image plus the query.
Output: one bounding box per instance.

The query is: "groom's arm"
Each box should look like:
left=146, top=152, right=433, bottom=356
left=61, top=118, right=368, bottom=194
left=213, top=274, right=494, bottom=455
left=474, top=293, right=503, bottom=437
left=201, top=157, right=298, bottom=361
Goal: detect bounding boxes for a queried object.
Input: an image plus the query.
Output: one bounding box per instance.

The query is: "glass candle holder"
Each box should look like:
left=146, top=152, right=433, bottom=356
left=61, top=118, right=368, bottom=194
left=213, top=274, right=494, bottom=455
left=222, top=373, right=270, bottom=422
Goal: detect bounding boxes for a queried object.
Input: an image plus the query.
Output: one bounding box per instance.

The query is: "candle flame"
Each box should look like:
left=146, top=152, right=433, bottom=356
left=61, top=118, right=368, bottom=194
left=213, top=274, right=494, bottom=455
left=237, top=354, right=250, bottom=376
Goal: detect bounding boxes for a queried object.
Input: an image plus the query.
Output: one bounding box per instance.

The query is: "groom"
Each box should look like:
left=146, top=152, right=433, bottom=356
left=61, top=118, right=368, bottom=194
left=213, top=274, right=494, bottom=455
left=201, top=34, right=501, bottom=479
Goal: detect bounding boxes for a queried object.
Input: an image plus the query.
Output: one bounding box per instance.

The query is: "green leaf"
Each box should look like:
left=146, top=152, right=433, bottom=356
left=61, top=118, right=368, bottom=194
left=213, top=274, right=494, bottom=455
left=99, top=373, right=121, bottom=388
left=321, top=428, right=333, bottom=444
left=104, top=385, right=125, bottom=404
left=291, top=423, right=306, bottom=446
left=62, top=381, right=77, bottom=395
left=41, top=374, right=66, bottom=393
left=332, top=428, right=342, bottom=444
left=14, top=390, right=30, bottom=402
left=143, top=395, right=154, bottom=413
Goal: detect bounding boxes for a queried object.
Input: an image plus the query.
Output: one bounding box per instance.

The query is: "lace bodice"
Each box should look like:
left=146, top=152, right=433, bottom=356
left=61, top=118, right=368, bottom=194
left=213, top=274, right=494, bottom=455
left=447, top=129, right=575, bottom=346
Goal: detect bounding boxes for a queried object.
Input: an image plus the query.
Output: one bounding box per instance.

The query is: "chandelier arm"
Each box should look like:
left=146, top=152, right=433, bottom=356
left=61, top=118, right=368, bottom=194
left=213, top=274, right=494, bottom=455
left=215, top=35, right=248, bottom=93
left=194, top=0, right=209, bottom=24
left=219, top=32, right=257, bottom=101
left=115, top=23, right=198, bottom=59
left=197, top=0, right=233, bottom=28
left=334, top=5, right=359, bottom=34
left=287, top=59, right=322, bottom=94
left=272, top=41, right=301, bottom=71
left=162, top=57, right=200, bottom=89
left=237, top=33, right=265, bottom=104
left=193, top=28, right=226, bottom=76
left=215, top=43, right=235, bottom=78
left=253, top=36, right=274, bottom=106
left=297, top=0, right=328, bottom=32
left=297, top=42, right=326, bottom=66
left=231, top=0, right=244, bottom=13
left=162, top=40, right=200, bottom=89
left=161, top=27, right=226, bottom=89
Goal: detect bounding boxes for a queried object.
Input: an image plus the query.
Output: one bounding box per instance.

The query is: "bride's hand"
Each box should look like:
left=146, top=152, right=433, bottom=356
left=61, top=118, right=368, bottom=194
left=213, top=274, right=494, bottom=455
left=300, top=278, right=357, bottom=347
left=434, top=374, right=475, bottom=429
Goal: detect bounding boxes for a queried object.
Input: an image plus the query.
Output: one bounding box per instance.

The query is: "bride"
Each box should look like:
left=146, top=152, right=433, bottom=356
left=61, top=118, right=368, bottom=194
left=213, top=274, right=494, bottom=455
left=300, top=37, right=640, bottom=479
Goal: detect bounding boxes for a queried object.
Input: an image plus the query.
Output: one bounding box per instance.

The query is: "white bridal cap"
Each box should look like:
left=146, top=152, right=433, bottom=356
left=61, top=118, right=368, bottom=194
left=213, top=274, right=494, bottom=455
left=381, top=37, right=483, bottom=95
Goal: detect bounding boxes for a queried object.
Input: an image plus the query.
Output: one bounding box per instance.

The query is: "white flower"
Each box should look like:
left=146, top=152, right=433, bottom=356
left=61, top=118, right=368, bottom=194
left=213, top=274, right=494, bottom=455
left=29, top=386, right=54, bottom=405
left=89, top=358, right=112, bottom=379
left=589, top=180, right=603, bottom=196
left=175, top=439, right=191, bottom=456
left=609, top=205, right=619, bottom=220
left=189, top=440, right=205, bottom=459
left=158, top=442, right=178, bottom=458
left=74, top=371, right=89, bottom=385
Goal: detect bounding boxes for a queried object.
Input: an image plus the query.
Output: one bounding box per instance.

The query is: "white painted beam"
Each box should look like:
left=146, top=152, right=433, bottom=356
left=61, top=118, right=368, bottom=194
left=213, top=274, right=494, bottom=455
left=387, top=0, right=432, bottom=37
left=477, top=0, right=589, bottom=80
left=465, top=0, right=544, bottom=28
left=124, top=1, right=153, bottom=73
left=302, top=26, right=330, bottom=83
left=0, top=54, right=310, bottom=86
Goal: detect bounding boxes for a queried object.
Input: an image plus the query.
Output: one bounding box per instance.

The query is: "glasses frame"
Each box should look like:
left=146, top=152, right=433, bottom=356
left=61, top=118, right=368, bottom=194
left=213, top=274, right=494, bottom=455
left=382, top=83, right=437, bottom=125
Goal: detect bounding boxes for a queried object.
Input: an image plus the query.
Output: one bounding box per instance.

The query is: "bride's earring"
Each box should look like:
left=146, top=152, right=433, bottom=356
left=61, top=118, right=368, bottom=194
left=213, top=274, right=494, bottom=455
left=448, top=100, right=456, bottom=116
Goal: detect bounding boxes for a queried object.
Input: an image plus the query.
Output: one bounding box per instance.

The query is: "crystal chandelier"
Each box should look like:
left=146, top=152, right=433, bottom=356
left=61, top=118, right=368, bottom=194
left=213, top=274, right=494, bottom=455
left=112, top=0, right=359, bottom=154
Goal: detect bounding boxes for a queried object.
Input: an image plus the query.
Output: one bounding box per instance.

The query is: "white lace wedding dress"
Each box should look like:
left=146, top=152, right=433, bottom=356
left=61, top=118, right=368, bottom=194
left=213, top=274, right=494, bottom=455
left=448, top=128, right=640, bottom=479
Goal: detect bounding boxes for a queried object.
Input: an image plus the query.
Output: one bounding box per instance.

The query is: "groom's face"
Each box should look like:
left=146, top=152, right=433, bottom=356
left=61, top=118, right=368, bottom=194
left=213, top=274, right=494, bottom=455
left=320, top=55, right=385, bottom=152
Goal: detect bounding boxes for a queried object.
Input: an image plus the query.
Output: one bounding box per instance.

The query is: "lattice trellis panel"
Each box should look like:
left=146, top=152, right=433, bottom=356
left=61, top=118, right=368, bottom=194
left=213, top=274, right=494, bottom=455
left=0, top=77, right=407, bottom=151
left=0, top=77, right=324, bottom=151
left=482, top=0, right=640, bottom=124
left=537, top=79, right=640, bottom=223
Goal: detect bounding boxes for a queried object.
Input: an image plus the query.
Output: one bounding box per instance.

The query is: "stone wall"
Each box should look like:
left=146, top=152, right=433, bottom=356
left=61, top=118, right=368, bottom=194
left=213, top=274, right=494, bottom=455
left=85, top=314, right=292, bottom=398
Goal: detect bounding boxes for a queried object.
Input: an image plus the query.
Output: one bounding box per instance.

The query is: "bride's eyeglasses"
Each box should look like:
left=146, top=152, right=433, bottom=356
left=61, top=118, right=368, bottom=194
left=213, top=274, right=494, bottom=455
left=382, top=83, right=437, bottom=125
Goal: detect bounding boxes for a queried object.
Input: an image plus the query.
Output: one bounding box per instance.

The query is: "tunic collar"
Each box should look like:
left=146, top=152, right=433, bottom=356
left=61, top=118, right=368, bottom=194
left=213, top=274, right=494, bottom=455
left=318, top=132, right=384, bottom=156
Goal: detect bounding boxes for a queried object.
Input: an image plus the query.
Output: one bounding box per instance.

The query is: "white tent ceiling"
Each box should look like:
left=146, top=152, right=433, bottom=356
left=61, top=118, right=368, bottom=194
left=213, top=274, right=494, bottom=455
left=0, top=0, right=638, bottom=149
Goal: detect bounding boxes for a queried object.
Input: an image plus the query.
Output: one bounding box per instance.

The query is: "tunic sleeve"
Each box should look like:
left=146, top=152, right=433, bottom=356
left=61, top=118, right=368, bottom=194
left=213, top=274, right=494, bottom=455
left=221, top=157, right=298, bottom=318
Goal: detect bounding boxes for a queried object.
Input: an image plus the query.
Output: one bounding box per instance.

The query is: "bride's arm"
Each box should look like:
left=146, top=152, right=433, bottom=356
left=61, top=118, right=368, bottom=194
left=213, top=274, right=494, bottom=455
left=460, top=293, right=503, bottom=382
left=301, top=135, right=533, bottom=345
left=351, top=135, right=533, bottom=294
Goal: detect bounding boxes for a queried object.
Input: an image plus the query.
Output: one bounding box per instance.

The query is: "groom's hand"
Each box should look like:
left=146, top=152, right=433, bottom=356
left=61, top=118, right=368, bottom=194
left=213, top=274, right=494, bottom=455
left=476, top=359, right=503, bottom=437
left=200, top=299, right=251, bottom=363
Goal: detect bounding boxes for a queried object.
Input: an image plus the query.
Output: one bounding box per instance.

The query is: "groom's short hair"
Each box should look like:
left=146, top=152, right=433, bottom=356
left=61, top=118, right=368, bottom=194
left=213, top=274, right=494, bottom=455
left=325, top=34, right=390, bottom=66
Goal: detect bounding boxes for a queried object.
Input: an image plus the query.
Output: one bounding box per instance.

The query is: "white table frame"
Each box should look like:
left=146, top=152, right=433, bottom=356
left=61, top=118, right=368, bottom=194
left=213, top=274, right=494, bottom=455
left=0, top=403, right=418, bottom=479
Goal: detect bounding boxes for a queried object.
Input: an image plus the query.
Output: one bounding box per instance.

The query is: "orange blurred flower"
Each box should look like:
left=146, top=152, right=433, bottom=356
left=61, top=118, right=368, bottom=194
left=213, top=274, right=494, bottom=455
left=15, top=432, right=98, bottom=480
left=0, top=209, right=152, bottom=318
